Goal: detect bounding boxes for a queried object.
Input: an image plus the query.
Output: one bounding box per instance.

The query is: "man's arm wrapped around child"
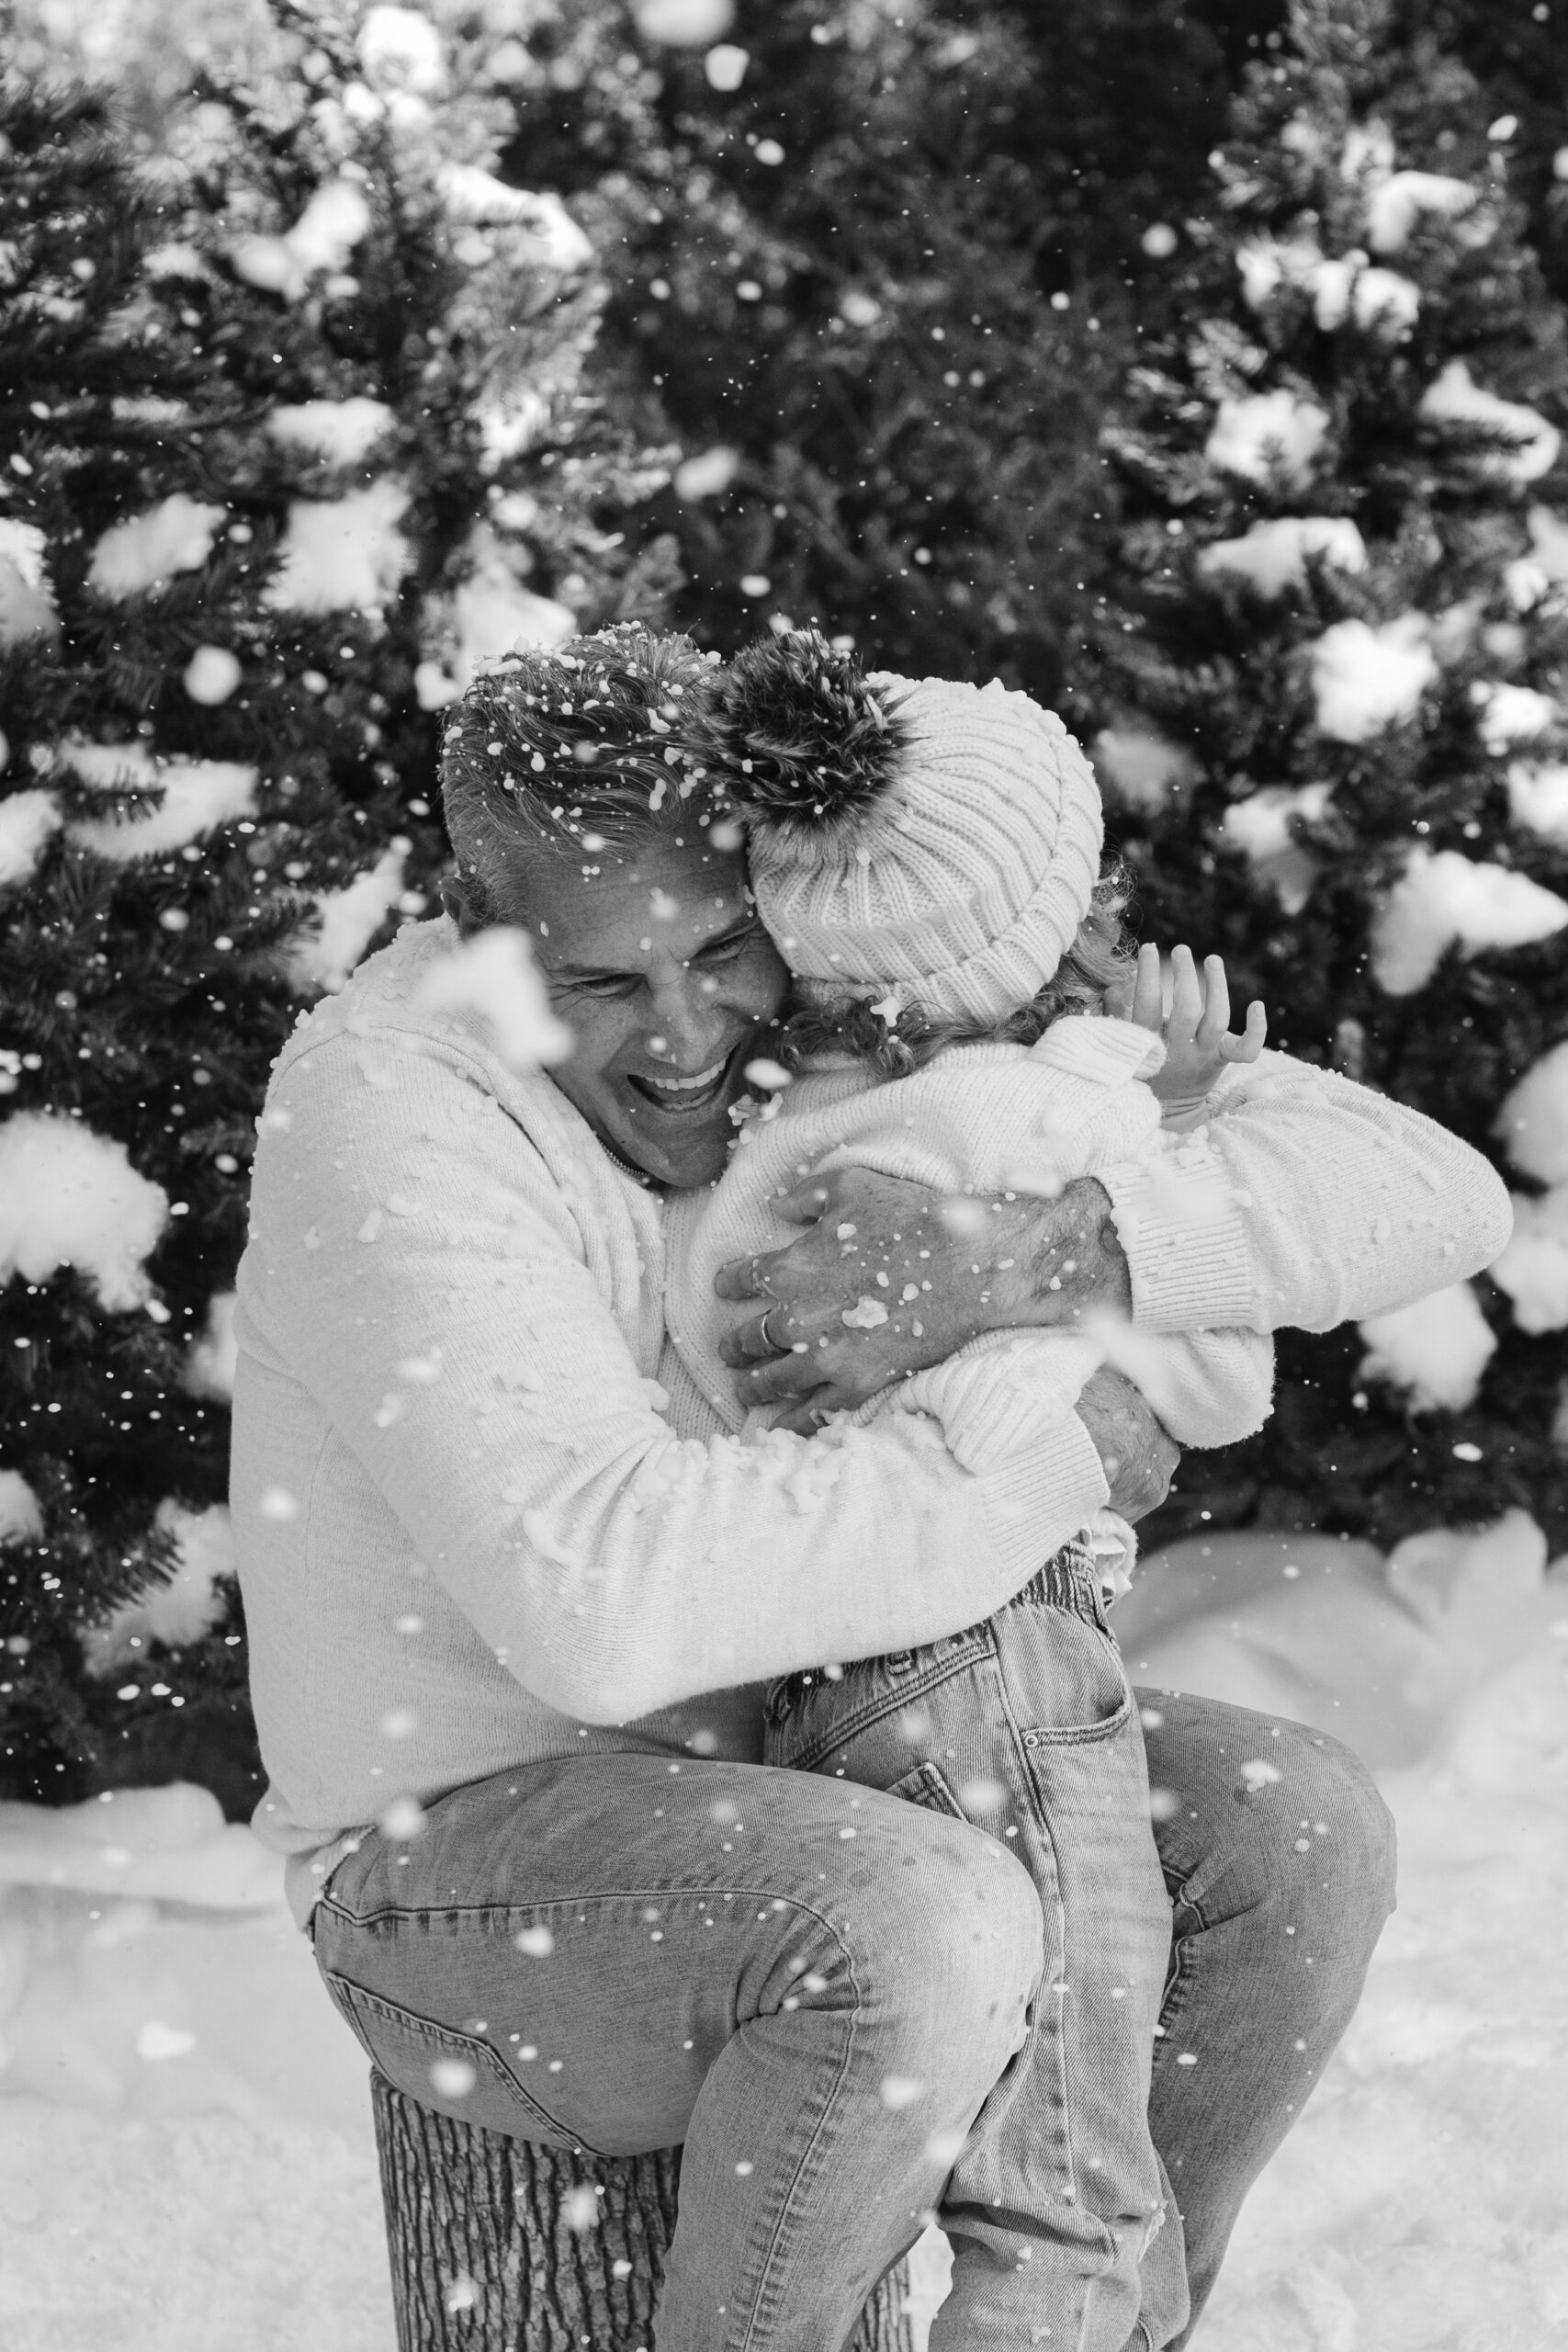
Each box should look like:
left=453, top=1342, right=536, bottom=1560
left=685, top=1012, right=1278, bottom=1462
left=856, top=1294, right=1275, bottom=1453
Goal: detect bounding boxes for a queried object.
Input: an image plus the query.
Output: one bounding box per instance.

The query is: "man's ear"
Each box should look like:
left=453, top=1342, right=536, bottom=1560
left=439, top=872, right=483, bottom=934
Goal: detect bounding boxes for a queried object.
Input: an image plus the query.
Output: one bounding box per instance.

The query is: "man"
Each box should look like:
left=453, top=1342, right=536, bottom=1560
left=232, top=628, right=1507, bottom=2349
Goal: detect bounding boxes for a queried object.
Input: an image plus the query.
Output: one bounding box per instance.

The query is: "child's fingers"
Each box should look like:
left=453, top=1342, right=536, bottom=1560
left=1216, top=1000, right=1269, bottom=1064
left=1123, top=941, right=1170, bottom=1025
left=1194, top=953, right=1231, bottom=1047
left=1131, top=942, right=1164, bottom=1030
left=1168, top=944, right=1202, bottom=1035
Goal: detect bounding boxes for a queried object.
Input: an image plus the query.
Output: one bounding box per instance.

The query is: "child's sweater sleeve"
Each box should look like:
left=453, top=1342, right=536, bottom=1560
left=1086, top=1321, right=1275, bottom=1448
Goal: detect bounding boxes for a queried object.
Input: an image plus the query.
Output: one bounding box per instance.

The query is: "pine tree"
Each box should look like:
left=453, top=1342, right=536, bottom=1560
left=0, top=34, right=662, bottom=1810
left=1078, top=0, right=1568, bottom=1552
left=484, top=1, right=1172, bottom=698
left=1424, top=0, right=1568, bottom=309
left=13, top=0, right=1283, bottom=695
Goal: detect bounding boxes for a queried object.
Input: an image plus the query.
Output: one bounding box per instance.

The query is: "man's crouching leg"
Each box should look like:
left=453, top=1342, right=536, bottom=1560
left=309, top=1751, right=1044, bottom=2352
left=657, top=1766, right=1044, bottom=2352
left=1137, top=1691, right=1398, bottom=2346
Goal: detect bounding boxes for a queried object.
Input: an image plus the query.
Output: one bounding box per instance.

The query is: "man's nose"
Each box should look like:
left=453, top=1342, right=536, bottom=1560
left=644, top=968, right=730, bottom=1062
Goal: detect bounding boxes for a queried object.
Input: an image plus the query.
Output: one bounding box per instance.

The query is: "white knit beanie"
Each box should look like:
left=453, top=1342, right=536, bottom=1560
left=704, top=634, right=1104, bottom=1024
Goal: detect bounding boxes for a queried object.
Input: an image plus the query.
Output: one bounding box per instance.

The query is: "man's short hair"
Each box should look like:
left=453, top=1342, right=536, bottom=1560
left=440, top=625, right=725, bottom=924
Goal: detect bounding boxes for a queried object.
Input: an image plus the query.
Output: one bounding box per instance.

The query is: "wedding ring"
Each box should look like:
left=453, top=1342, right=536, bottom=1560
left=760, top=1306, right=784, bottom=1352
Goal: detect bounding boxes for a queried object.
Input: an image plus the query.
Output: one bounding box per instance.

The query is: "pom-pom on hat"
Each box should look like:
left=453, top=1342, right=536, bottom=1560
left=705, top=629, right=1105, bottom=1024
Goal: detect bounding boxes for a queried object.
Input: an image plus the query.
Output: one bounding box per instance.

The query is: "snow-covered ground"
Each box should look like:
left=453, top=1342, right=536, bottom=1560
left=3, top=1518, right=1564, bottom=2352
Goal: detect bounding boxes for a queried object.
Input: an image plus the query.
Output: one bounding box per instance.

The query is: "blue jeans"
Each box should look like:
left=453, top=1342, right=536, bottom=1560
left=763, top=1547, right=1176, bottom=2351
left=311, top=1696, right=1394, bottom=2352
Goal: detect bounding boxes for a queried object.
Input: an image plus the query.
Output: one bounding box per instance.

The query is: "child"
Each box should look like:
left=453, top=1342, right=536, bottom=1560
left=662, top=631, right=1273, bottom=2352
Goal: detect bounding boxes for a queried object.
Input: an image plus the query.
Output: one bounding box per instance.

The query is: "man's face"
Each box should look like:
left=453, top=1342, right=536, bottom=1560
left=501, top=829, right=789, bottom=1188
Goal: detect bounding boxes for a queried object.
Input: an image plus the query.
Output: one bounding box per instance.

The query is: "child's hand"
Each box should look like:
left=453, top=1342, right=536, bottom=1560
left=1110, top=943, right=1268, bottom=1110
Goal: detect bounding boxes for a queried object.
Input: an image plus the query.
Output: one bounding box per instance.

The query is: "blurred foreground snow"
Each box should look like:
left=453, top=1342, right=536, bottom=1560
left=1, top=1517, right=1563, bottom=2352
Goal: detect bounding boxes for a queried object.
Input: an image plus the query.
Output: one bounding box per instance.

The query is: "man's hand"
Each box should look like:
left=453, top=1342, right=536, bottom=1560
left=715, top=1164, right=1134, bottom=1426
left=1073, top=1366, right=1179, bottom=1521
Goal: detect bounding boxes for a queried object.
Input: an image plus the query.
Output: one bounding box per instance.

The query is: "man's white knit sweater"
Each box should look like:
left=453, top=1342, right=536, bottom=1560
left=667, top=1014, right=1274, bottom=1454
left=231, top=921, right=1511, bottom=1925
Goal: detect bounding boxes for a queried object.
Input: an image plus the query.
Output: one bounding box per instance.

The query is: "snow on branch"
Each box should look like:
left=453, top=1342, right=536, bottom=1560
left=0, top=1111, right=168, bottom=1313
left=263, top=479, right=412, bottom=619
left=1358, top=1283, right=1496, bottom=1412
left=1199, top=515, right=1366, bottom=597
left=0, top=1469, right=43, bottom=1545
left=0, top=518, right=58, bottom=644
left=59, top=741, right=258, bottom=860
left=231, top=178, right=371, bottom=304
left=1364, top=169, right=1483, bottom=255
left=79, top=1500, right=236, bottom=1673
left=1311, top=616, right=1437, bottom=743
left=1205, top=388, right=1328, bottom=490
left=267, top=398, right=396, bottom=469
left=1418, top=361, right=1561, bottom=487
left=1490, top=1188, right=1568, bottom=1334
left=1506, top=762, right=1568, bottom=847
left=436, top=165, right=593, bottom=276
left=85, top=494, right=225, bottom=601
left=0, top=789, right=61, bottom=888
left=1371, top=845, right=1568, bottom=995
left=1495, top=1044, right=1568, bottom=1185
left=289, top=846, right=408, bottom=995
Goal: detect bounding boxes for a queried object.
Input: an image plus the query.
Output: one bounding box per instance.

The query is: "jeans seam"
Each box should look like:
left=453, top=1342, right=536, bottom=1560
left=731, top=1917, right=865, bottom=2351
left=316, top=1879, right=866, bottom=1937
left=776, top=1643, right=994, bottom=1773
left=1155, top=1917, right=1205, bottom=2060
left=319, top=1873, right=874, bottom=2322
left=987, top=1622, right=1107, bottom=2246
left=319, top=1962, right=597, bottom=2152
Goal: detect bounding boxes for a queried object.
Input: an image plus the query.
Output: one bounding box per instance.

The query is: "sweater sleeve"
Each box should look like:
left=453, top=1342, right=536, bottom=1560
left=1094, top=1050, right=1515, bottom=1336
left=239, top=1030, right=1109, bottom=1725
left=1087, top=1324, right=1275, bottom=1448
left=789, top=1044, right=1277, bottom=1451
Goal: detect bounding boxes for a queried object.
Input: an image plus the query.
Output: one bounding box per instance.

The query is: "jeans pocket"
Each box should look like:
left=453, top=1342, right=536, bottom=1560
left=1010, top=1616, right=1135, bottom=1747
left=762, top=1712, right=801, bottom=1773
left=886, top=1758, right=968, bottom=1818
left=320, top=1967, right=598, bottom=2151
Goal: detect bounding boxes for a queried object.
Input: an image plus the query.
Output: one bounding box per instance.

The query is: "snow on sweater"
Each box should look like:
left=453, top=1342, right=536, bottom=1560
left=665, top=1014, right=1275, bottom=1456
left=231, top=920, right=1512, bottom=1925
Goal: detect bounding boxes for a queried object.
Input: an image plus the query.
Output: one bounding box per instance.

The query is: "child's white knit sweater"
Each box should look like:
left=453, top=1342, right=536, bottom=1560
left=665, top=1013, right=1275, bottom=1461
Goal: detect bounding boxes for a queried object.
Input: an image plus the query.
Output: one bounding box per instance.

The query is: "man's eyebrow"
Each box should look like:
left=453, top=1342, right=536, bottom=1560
left=688, top=912, right=762, bottom=956
left=550, top=956, right=636, bottom=982
left=550, top=912, right=760, bottom=984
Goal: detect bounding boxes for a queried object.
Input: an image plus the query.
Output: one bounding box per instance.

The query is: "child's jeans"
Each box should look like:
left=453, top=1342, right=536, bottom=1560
left=763, top=1543, right=1177, bottom=2352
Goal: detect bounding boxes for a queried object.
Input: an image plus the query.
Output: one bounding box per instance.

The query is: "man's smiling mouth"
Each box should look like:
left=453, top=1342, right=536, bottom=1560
left=626, top=1054, right=734, bottom=1113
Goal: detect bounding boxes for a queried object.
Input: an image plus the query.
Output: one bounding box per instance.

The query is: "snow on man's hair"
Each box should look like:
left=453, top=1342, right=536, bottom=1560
left=439, top=626, right=726, bottom=924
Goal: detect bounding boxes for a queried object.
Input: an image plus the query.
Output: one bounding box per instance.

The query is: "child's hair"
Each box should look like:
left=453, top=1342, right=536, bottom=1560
left=776, top=864, right=1137, bottom=1080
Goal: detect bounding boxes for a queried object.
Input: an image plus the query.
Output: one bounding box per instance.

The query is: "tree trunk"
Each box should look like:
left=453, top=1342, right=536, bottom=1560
left=371, top=2071, right=912, bottom=2352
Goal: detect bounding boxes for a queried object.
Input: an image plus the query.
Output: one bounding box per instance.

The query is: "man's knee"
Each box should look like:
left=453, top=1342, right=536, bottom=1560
left=847, top=1804, right=1045, bottom=2071
left=1270, top=1718, right=1397, bottom=1939
left=1186, top=1711, right=1396, bottom=1954
left=1151, top=1690, right=1395, bottom=1941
